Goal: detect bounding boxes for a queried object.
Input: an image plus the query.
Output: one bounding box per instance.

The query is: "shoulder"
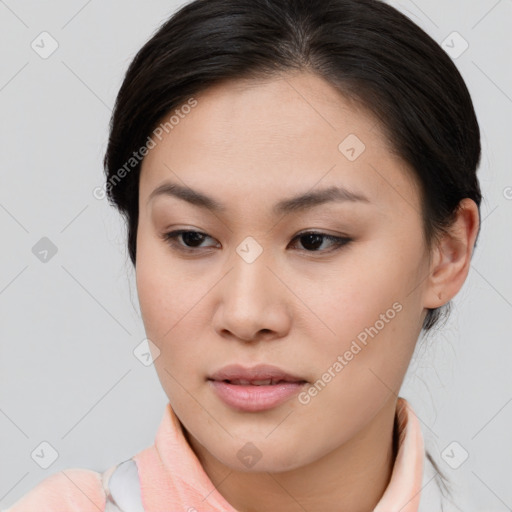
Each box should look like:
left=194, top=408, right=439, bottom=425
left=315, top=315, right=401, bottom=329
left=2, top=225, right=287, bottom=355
left=2, top=467, right=108, bottom=512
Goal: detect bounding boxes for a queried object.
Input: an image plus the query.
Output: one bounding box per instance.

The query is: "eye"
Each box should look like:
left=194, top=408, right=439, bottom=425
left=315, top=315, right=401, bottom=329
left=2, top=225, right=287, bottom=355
left=160, top=229, right=352, bottom=255
left=161, top=230, right=219, bottom=253
left=289, top=231, right=352, bottom=253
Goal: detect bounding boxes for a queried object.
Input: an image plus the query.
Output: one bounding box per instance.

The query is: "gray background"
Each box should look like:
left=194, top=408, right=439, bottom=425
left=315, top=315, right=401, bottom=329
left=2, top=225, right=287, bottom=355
left=0, top=0, right=511, bottom=509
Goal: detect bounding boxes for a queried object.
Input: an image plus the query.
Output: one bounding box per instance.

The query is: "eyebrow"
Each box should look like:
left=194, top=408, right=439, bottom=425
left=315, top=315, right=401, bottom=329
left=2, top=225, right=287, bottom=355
left=147, top=181, right=370, bottom=216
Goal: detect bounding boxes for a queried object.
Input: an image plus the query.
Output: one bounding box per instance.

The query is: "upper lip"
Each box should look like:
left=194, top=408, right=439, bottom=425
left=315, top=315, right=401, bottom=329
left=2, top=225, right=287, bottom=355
left=208, top=364, right=308, bottom=384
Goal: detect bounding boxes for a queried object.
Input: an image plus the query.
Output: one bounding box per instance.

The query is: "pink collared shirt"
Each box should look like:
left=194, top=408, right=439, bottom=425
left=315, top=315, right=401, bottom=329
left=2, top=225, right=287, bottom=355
left=3, top=397, right=436, bottom=511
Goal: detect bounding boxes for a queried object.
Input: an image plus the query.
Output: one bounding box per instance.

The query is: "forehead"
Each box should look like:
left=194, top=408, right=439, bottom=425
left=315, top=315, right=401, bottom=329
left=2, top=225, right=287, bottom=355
left=139, top=71, right=421, bottom=217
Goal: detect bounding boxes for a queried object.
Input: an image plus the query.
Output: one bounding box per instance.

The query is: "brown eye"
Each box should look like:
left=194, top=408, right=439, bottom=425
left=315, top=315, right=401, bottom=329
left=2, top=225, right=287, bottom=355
left=161, top=229, right=352, bottom=255
left=161, top=230, right=219, bottom=253
left=290, top=232, right=352, bottom=253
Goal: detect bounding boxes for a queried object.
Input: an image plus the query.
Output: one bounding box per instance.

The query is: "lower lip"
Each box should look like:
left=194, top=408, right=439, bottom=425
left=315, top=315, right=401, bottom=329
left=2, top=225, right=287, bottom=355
left=208, top=380, right=306, bottom=412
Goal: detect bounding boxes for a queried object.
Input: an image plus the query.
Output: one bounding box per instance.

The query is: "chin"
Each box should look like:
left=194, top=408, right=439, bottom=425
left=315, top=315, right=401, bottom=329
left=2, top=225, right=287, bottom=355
left=208, top=438, right=314, bottom=474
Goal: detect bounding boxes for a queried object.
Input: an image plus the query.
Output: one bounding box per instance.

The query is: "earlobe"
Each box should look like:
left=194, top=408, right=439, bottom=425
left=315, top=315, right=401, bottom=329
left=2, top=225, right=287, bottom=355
left=423, top=198, right=480, bottom=309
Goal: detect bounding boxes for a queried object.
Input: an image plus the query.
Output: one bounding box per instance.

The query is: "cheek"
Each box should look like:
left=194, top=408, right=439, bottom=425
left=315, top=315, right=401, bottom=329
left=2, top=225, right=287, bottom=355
left=136, top=263, right=173, bottom=340
left=136, top=263, right=200, bottom=347
left=308, top=257, right=406, bottom=346
left=136, top=258, right=203, bottom=403
left=136, top=223, right=190, bottom=328
left=136, top=228, right=188, bottom=337
left=135, top=235, right=209, bottom=373
left=303, top=235, right=424, bottom=379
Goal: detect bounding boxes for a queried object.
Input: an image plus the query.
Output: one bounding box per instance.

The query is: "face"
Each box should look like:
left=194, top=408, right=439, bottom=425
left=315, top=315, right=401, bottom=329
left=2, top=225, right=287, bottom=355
left=135, top=71, right=431, bottom=473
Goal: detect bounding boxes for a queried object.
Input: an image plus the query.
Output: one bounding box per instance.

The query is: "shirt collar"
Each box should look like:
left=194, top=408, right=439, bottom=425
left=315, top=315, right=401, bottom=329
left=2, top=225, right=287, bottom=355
left=373, top=396, right=425, bottom=511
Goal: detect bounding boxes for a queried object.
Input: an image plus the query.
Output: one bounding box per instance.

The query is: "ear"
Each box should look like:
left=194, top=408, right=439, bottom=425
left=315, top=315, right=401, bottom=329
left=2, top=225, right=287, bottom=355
left=423, top=198, right=480, bottom=309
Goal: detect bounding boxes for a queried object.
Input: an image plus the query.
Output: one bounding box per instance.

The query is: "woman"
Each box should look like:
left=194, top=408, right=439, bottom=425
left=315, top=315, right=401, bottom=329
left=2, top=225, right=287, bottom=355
left=4, top=0, right=481, bottom=510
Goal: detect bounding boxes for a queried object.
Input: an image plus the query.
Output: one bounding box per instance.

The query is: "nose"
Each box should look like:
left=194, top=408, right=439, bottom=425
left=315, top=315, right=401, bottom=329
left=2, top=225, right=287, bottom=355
left=212, top=250, right=292, bottom=343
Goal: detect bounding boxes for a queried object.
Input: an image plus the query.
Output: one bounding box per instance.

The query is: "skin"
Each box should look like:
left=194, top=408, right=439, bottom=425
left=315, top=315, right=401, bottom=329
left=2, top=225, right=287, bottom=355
left=135, top=71, right=479, bottom=512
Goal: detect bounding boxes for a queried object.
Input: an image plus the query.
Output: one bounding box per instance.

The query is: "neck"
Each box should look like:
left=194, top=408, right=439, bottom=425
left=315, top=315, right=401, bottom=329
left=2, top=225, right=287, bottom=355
left=186, top=395, right=399, bottom=512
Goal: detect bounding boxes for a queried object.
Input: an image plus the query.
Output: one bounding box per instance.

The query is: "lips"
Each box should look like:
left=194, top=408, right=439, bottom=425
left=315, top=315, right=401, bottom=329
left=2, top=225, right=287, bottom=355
left=224, top=378, right=290, bottom=386
left=208, top=364, right=308, bottom=385
left=207, top=364, right=308, bottom=412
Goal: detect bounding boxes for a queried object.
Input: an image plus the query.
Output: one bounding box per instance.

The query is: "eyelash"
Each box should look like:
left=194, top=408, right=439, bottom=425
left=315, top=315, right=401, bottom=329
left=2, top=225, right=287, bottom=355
left=160, top=229, right=352, bottom=255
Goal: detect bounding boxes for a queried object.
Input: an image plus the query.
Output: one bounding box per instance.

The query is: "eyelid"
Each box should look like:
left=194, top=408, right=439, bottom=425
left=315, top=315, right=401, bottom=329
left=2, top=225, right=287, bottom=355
left=161, top=229, right=218, bottom=252
left=160, top=229, right=352, bottom=255
left=290, top=231, right=352, bottom=253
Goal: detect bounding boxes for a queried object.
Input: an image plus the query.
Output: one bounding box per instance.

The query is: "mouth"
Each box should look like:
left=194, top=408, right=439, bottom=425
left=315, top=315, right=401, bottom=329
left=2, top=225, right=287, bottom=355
left=207, top=364, right=308, bottom=412
left=213, top=378, right=306, bottom=386
left=208, top=363, right=308, bottom=384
